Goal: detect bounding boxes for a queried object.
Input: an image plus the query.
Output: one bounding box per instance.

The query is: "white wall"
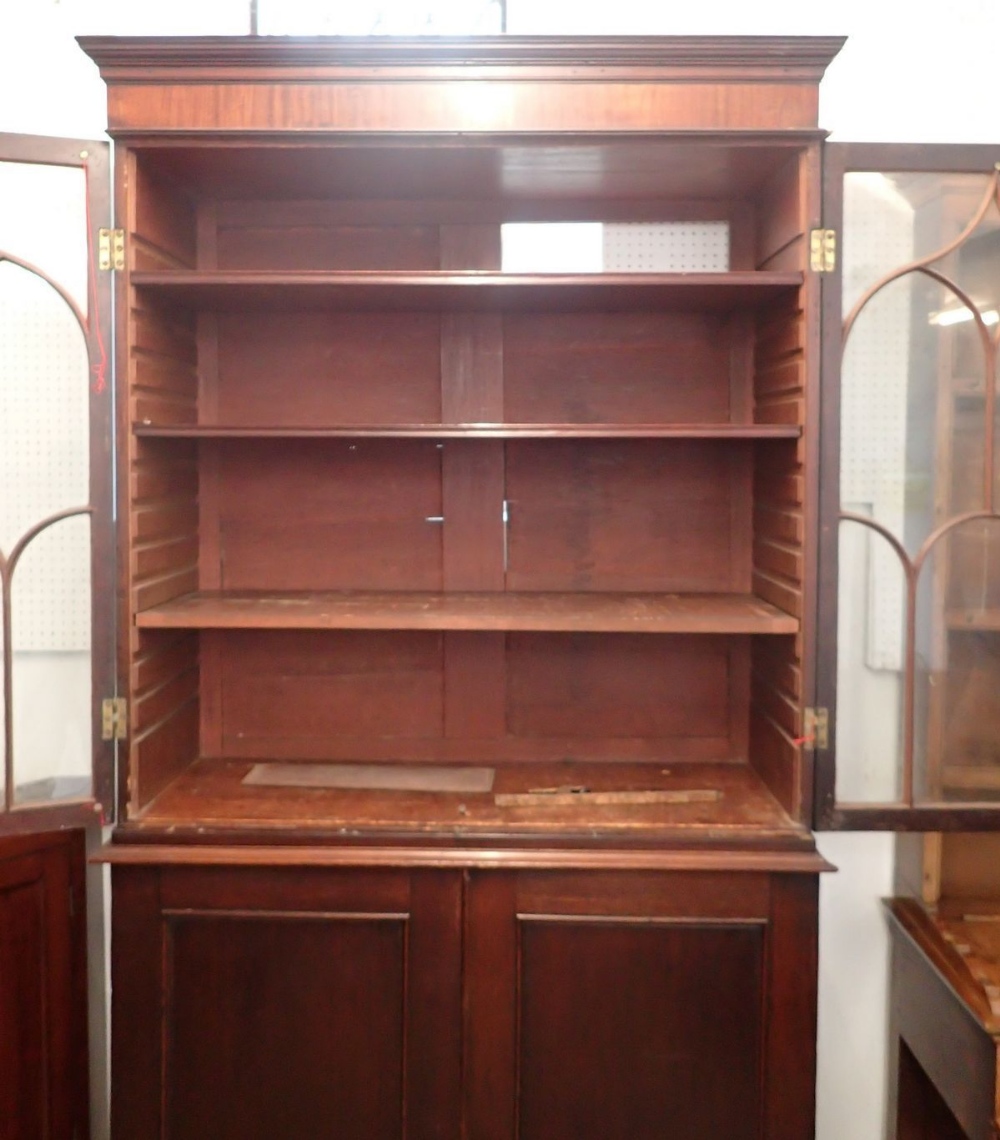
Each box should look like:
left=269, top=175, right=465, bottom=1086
left=2, top=5, right=998, bottom=1140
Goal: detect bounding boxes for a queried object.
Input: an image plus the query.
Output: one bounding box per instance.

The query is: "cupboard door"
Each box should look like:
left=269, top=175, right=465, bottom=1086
left=464, top=870, right=818, bottom=1140
left=111, top=864, right=462, bottom=1140
left=816, top=143, right=1000, bottom=829
left=0, top=132, right=114, bottom=834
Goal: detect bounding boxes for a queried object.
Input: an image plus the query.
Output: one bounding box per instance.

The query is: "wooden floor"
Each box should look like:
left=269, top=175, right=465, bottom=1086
left=128, top=759, right=809, bottom=847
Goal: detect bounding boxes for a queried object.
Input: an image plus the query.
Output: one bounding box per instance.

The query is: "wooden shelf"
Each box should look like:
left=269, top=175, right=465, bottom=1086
left=942, top=766, right=1000, bottom=791
left=133, top=422, right=802, bottom=440
left=946, top=610, right=1000, bottom=631
left=136, top=590, right=799, bottom=634
left=130, top=759, right=809, bottom=845
left=130, top=270, right=803, bottom=312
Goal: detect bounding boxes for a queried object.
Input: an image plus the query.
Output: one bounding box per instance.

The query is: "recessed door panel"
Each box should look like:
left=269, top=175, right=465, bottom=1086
left=517, top=918, right=763, bottom=1140
left=166, top=913, right=407, bottom=1140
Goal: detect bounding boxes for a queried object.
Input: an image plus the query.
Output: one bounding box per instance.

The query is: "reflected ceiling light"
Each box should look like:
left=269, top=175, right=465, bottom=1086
left=929, top=306, right=1000, bottom=327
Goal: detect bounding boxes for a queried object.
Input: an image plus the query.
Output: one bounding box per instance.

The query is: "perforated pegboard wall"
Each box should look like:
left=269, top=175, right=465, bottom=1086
left=501, top=221, right=731, bottom=273
left=0, top=161, right=88, bottom=314
left=0, top=261, right=91, bottom=652
left=603, top=222, right=730, bottom=271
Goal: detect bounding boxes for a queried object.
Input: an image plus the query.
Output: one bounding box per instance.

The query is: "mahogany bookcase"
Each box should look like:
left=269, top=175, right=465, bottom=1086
left=70, top=35, right=1000, bottom=1140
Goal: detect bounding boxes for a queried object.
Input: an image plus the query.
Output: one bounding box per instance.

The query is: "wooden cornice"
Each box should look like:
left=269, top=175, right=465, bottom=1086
left=78, top=34, right=846, bottom=78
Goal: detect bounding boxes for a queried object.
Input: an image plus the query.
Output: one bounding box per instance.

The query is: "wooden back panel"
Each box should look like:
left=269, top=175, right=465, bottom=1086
left=206, top=629, right=745, bottom=764
left=205, top=440, right=444, bottom=591
left=212, top=312, right=443, bottom=426
left=507, top=440, right=752, bottom=593
left=219, top=221, right=439, bottom=268
left=503, top=312, right=738, bottom=425
left=203, top=308, right=756, bottom=430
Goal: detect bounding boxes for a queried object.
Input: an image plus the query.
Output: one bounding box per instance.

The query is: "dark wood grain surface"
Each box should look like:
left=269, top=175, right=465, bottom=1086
left=135, top=423, right=802, bottom=438
left=122, top=138, right=825, bottom=205
left=0, top=832, right=88, bottom=1140
left=132, top=269, right=802, bottom=311
left=112, top=864, right=463, bottom=1140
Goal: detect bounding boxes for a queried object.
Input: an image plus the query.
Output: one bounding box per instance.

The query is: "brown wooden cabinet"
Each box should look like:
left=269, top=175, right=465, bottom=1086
left=463, top=869, right=818, bottom=1140
left=75, top=33, right=843, bottom=1138
left=108, top=857, right=818, bottom=1140
left=111, top=862, right=463, bottom=1139
left=73, top=32, right=850, bottom=1140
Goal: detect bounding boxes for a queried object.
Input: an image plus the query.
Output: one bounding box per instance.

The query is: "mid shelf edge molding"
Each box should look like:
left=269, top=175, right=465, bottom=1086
left=130, top=270, right=803, bottom=312
left=135, top=590, right=800, bottom=634
left=133, top=422, right=803, bottom=440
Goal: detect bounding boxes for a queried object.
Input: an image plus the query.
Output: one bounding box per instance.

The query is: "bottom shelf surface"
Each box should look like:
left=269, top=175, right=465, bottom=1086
left=126, top=758, right=810, bottom=847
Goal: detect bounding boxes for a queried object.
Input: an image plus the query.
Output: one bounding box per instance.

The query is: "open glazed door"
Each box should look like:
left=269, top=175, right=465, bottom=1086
left=816, top=143, right=1000, bottom=829
left=0, top=133, right=114, bottom=834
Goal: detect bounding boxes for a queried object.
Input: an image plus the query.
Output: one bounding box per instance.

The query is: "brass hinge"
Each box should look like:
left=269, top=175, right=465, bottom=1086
left=809, top=228, right=836, bottom=273
left=802, top=707, right=830, bottom=751
left=101, top=697, right=128, bottom=741
left=98, top=228, right=125, bottom=271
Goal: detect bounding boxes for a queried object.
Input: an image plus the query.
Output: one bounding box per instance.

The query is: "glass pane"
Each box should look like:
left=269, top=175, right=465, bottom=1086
left=0, top=248, right=92, bottom=805
left=915, top=518, right=1000, bottom=802
left=836, top=167, right=1000, bottom=807
left=0, top=161, right=87, bottom=316
left=843, top=172, right=992, bottom=308
left=835, top=519, right=907, bottom=803
left=11, top=517, right=93, bottom=805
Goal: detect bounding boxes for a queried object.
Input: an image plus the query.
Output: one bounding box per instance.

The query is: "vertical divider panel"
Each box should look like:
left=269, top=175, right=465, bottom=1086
left=729, top=445, right=755, bottom=592
left=196, top=312, right=223, bottom=758
left=196, top=201, right=218, bottom=270
left=441, top=314, right=504, bottom=424
left=195, top=312, right=218, bottom=426
left=443, top=633, right=507, bottom=741
left=405, top=871, right=465, bottom=1140
left=199, top=630, right=224, bottom=758
left=463, top=871, right=518, bottom=1140
left=729, top=638, right=753, bottom=761
left=441, top=443, right=505, bottom=591
left=441, top=223, right=508, bottom=742
left=728, top=310, right=756, bottom=423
